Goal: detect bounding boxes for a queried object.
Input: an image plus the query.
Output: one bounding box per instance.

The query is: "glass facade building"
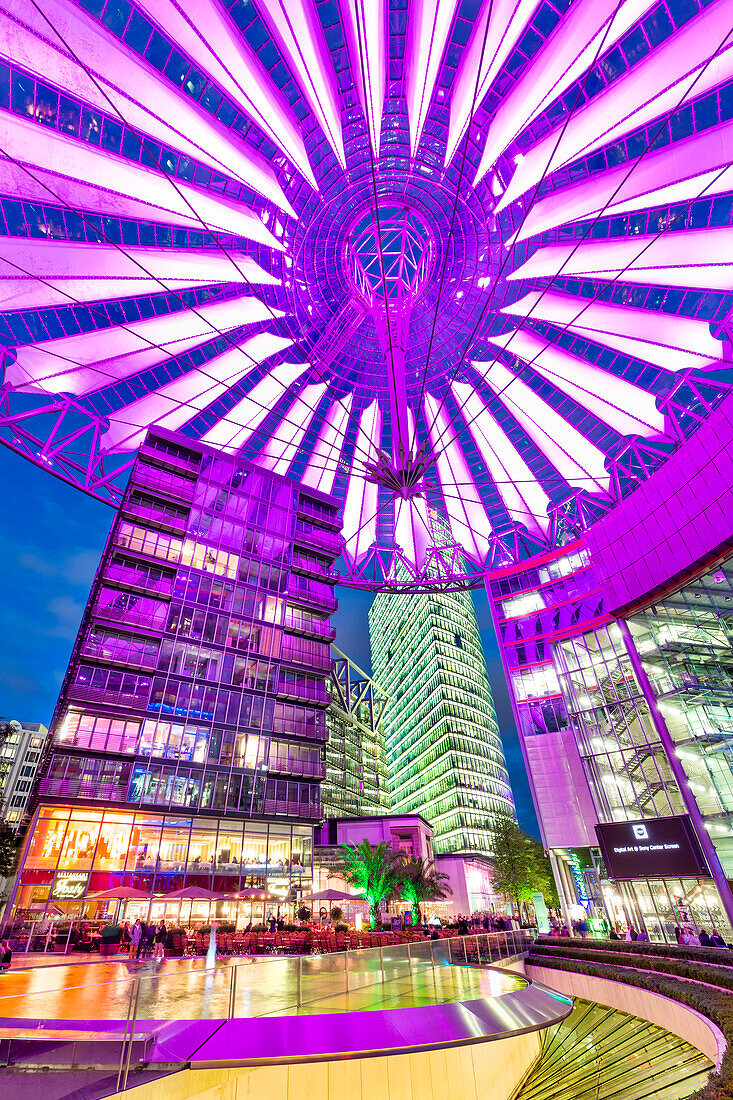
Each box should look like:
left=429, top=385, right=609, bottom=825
left=323, top=648, right=391, bottom=819
left=0, top=720, right=48, bottom=826
left=369, top=584, right=515, bottom=855
left=10, top=428, right=340, bottom=922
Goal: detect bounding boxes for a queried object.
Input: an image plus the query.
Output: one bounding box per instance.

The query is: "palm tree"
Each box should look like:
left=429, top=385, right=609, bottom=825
left=400, top=857, right=452, bottom=926
left=337, top=840, right=403, bottom=929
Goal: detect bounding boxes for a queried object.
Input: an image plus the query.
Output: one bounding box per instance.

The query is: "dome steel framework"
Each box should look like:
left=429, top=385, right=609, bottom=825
left=1, top=0, right=733, bottom=590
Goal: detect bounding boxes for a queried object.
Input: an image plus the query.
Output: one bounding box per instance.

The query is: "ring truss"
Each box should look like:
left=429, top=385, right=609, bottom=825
left=1, top=0, right=733, bottom=590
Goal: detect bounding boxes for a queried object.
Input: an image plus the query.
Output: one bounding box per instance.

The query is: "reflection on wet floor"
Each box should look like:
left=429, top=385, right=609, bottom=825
left=0, top=955, right=525, bottom=1022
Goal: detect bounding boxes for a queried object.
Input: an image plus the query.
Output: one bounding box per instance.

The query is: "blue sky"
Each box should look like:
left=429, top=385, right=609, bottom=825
left=0, top=446, right=538, bottom=835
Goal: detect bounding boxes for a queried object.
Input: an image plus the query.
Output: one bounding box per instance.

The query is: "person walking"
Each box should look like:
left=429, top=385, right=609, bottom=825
left=141, top=920, right=156, bottom=958
left=154, top=921, right=167, bottom=960
left=0, top=939, right=11, bottom=971
left=130, top=919, right=142, bottom=959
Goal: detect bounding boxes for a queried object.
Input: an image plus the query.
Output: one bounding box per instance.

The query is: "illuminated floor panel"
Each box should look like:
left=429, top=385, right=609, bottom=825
left=0, top=957, right=524, bottom=1022
left=515, top=999, right=712, bottom=1100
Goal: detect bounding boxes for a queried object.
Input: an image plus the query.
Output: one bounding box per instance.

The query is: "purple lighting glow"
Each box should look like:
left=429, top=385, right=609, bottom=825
left=1, top=0, right=733, bottom=590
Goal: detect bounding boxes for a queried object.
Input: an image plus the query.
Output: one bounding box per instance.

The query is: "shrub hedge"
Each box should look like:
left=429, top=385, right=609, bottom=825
left=526, top=950, right=733, bottom=1100
left=537, top=935, right=733, bottom=968
left=531, top=942, right=733, bottom=993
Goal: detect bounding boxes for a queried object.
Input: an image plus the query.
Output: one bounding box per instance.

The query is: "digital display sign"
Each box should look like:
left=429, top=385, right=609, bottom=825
left=595, top=816, right=709, bottom=880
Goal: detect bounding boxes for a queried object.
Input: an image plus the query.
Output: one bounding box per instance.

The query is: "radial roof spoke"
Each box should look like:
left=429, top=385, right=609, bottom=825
left=474, top=0, right=653, bottom=185
left=502, top=290, right=732, bottom=373
left=4, top=0, right=295, bottom=213
left=256, top=0, right=346, bottom=170
left=451, top=381, right=551, bottom=538
left=0, top=239, right=279, bottom=311
left=133, top=0, right=315, bottom=189
left=424, top=391, right=492, bottom=563
left=6, top=298, right=285, bottom=396
left=405, top=0, right=459, bottom=158
left=100, top=332, right=293, bottom=452
left=471, top=360, right=612, bottom=494
left=486, top=328, right=668, bottom=438
left=2, top=114, right=282, bottom=247
left=301, top=396, right=354, bottom=494
left=257, top=381, right=328, bottom=475
left=497, top=0, right=733, bottom=211
left=341, top=0, right=385, bottom=157
left=510, top=228, right=733, bottom=291
left=201, top=360, right=308, bottom=454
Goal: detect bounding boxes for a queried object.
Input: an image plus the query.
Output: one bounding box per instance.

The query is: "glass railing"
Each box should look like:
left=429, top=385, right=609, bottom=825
left=0, top=928, right=533, bottom=1030
left=0, top=926, right=534, bottom=1089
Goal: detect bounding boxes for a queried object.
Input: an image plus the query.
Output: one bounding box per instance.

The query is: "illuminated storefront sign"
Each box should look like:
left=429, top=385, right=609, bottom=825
left=567, top=849, right=590, bottom=908
left=51, top=870, right=89, bottom=900
left=595, top=816, right=709, bottom=880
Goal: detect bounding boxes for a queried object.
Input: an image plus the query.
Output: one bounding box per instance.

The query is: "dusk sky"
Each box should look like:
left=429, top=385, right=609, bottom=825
left=0, top=445, right=537, bottom=835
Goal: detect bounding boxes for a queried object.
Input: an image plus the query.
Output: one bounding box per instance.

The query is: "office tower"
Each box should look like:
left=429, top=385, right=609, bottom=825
left=369, top=586, right=515, bottom=855
left=0, top=720, right=49, bottom=826
left=322, top=647, right=391, bottom=819
left=9, top=429, right=340, bottom=924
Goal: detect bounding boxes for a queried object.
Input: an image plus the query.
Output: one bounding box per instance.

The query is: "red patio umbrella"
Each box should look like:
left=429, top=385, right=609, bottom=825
left=88, top=887, right=152, bottom=900
left=163, top=886, right=222, bottom=899
left=302, top=889, right=363, bottom=902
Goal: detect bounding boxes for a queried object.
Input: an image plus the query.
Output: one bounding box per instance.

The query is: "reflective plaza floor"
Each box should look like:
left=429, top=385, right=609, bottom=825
left=0, top=954, right=525, bottom=1021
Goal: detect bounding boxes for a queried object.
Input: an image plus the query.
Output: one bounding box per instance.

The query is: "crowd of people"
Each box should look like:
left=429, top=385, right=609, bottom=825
left=97, top=918, right=169, bottom=958
left=544, top=916, right=730, bottom=947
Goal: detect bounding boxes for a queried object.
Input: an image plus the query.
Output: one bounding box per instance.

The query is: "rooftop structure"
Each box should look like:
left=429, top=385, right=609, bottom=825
left=1, top=1, right=732, bottom=592
left=323, top=647, right=391, bottom=819
left=370, top=578, right=515, bottom=856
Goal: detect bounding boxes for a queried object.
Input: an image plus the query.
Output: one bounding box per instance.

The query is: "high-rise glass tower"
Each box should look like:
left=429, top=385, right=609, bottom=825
left=369, top=586, right=515, bottom=855
left=9, top=428, right=340, bottom=925
left=323, top=647, right=391, bottom=819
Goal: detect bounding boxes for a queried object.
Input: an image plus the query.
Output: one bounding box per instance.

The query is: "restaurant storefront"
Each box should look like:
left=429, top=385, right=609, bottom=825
left=10, top=805, right=313, bottom=926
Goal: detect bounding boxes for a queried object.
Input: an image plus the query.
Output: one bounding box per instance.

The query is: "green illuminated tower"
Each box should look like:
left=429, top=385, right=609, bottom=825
left=369, top=585, right=515, bottom=855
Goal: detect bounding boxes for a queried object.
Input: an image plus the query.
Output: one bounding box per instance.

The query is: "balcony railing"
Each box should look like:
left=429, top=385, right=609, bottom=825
left=282, top=614, right=336, bottom=641
left=132, top=467, right=196, bottom=501
left=267, top=757, right=326, bottom=779
left=276, top=679, right=331, bottom=705
left=93, top=603, right=168, bottom=631
left=280, top=645, right=333, bottom=672
left=67, top=684, right=150, bottom=706
left=286, top=578, right=338, bottom=612
left=294, top=524, right=343, bottom=556
left=79, top=645, right=158, bottom=672
left=290, top=554, right=340, bottom=582
left=138, top=441, right=201, bottom=475
left=296, top=500, right=342, bottom=530
left=103, top=565, right=174, bottom=597
left=36, top=778, right=129, bottom=801
left=121, top=501, right=189, bottom=534
left=262, top=798, right=322, bottom=818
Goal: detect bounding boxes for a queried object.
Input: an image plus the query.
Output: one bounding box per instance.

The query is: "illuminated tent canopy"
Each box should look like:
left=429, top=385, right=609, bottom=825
left=1, top=0, right=732, bottom=590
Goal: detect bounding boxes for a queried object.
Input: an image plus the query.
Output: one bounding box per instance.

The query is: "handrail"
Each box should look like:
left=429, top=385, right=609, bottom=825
left=0, top=929, right=534, bottom=1090
left=0, top=929, right=534, bottom=1010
